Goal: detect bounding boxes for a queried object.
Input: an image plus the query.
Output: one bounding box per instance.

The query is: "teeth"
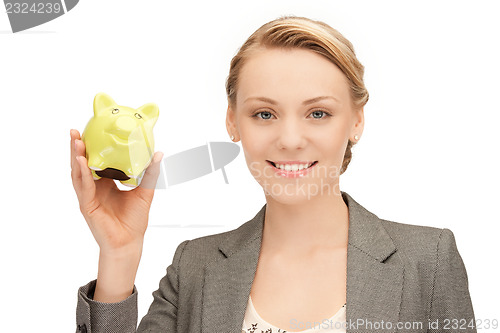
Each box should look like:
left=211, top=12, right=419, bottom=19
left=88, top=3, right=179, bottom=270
left=275, top=163, right=313, bottom=171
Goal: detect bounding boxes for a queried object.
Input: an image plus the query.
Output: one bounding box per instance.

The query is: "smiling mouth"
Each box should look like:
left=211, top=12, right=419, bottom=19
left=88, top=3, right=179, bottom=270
left=266, top=160, right=318, bottom=169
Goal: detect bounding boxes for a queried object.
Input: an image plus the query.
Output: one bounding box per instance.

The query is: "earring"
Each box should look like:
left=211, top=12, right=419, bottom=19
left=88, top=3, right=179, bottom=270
left=230, top=135, right=235, bottom=141
left=354, top=135, right=359, bottom=141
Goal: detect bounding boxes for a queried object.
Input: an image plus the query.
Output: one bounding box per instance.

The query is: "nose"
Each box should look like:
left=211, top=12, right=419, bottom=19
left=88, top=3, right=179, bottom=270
left=276, top=117, right=306, bottom=150
left=112, top=116, right=137, bottom=138
left=116, top=116, right=136, bottom=131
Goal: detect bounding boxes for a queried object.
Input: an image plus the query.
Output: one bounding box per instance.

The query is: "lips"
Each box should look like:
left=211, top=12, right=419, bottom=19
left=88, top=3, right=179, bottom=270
left=266, top=160, right=318, bottom=168
left=265, top=160, right=318, bottom=178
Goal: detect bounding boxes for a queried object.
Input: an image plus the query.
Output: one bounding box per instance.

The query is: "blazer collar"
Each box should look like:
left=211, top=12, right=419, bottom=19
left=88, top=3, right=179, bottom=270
left=202, top=191, right=403, bottom=333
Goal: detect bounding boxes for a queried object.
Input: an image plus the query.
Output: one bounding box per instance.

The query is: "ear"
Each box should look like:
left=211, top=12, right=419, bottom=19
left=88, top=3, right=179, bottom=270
left=93, top=93, right=116, bottom=116
left=137, top=103, right=159, bottom=126
left=225, top=104, right=238, bottom=141
left=351, top=107, right=365, bottom=139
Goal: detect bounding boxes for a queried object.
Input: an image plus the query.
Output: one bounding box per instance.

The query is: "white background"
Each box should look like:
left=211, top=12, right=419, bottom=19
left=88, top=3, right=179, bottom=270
left=1, top=0, right=498, bottom=331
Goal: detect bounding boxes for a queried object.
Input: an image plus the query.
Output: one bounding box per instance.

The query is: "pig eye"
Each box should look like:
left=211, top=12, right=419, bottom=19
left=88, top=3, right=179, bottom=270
left=112, top=108, right=119, bottom=114
left=134, top=113, right=143, bottom=119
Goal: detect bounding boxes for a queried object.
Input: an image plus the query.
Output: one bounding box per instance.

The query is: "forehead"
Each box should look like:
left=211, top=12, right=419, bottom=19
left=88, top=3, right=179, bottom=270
left=115, top=105, right=136, bottom=112
left=238, top=48, right=350, bottom=103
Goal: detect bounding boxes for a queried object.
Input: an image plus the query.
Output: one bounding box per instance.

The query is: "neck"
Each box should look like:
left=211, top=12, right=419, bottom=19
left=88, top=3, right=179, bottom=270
left=261, top=190, right=349, bottom=257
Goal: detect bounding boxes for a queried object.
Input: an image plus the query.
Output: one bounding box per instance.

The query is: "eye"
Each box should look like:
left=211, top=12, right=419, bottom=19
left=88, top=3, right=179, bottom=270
left=134, top=113, right=143, bottom=119
left=309, top=110, right=332, bottom=119
left=252, top=109, right=332, bottom=121
left=252, top=111, right=274, bottom=120
left=112, top=108, right=119, bottom=114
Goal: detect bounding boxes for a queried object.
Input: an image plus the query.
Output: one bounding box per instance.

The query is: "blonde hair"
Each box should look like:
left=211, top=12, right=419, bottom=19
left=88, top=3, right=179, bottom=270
left=225, top=15, right=369, bottom=174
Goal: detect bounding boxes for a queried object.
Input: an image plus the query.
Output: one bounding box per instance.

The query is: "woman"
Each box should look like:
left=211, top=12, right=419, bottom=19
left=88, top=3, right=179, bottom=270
left=71, top=15, right=476, bottom=333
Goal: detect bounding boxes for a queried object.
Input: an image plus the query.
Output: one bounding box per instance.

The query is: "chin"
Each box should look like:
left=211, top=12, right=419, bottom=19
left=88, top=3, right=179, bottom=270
left=262, top=185, right=317, bottom=205
left=259, top=175, right=340, bottom=203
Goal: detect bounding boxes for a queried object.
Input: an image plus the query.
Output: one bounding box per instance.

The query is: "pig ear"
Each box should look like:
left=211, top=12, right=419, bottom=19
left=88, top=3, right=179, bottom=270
left=93, top=93, right=117, bottom=116
left=138, top=103, right=159, bottom=125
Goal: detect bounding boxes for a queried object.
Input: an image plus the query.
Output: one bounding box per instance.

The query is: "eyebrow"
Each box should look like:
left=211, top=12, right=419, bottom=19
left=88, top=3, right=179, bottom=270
left=244, top=95, right=340, bottom=105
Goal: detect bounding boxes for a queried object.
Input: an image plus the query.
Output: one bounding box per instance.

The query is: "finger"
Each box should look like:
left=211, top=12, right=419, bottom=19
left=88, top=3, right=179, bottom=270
left=70, top=129, right=81, bottom=169
left=135, top=151, right=163, bottom=200
left=72, top=138, right=88, bottom=200
left=74, top=138, right=87, bottom=163
left=72, top=138, right=85, bottom=190
left=71, top=145, right=83, bottom=199
left=76, top=155, right=98, bottom=214
left=95, top=176, right=118, bottom=193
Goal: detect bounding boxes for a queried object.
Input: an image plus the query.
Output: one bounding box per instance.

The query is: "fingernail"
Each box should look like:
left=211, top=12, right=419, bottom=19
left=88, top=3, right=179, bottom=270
left=154, top=152, right=164, bottom=163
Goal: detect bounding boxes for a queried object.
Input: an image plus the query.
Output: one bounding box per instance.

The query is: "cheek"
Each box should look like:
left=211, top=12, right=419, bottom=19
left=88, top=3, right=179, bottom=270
left=315, top=124, right=349, bottom=159
left=240, top=135, right=264, bottom=168
left=239, top=123, right=269, bottom=156
left=242, top=140, right=269, bottom=178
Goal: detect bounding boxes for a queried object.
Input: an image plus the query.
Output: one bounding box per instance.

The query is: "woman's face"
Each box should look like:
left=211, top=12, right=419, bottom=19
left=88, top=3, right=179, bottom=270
left=226, top=47, right=364, bottom=204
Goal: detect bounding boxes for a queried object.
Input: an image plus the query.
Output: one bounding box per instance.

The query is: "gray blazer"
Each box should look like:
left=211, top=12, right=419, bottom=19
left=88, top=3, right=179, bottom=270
left=75, top=191, right=477, bottom=333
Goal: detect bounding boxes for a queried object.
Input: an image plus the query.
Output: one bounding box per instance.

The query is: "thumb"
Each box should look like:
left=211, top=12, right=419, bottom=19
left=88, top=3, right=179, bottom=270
left=137, top=151, right=164, bottom=191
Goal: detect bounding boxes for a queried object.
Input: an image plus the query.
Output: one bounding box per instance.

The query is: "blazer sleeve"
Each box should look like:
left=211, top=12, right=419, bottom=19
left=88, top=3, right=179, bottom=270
left=428, top=228, right=477, bottom=333
left=75, top=239, right=190, bottom=333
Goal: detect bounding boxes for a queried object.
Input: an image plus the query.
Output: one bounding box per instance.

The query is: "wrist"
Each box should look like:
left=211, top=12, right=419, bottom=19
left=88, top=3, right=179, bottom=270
left=100, top=240, right=144, bottom=260
left=94, top=248, right=142, bottom=303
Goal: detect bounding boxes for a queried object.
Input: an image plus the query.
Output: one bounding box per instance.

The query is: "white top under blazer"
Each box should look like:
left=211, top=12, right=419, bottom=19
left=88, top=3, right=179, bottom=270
left=241, top=295, right=347, bottom=333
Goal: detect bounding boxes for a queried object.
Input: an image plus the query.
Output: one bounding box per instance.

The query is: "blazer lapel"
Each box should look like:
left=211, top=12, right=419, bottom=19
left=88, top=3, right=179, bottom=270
left=201, top=191, right=403, bottom=333
left=201, top=205, right=264, bottom=333
left=344, top=192, right=403, bottom=333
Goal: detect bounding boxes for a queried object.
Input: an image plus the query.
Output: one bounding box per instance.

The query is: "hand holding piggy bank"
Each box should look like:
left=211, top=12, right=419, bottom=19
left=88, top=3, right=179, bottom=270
left=81, top=93, right=159, bottom=187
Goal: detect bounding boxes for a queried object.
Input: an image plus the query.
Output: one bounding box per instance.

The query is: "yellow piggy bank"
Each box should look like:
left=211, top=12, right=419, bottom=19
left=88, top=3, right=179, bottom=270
left=81, top=93, right=159, bottom=187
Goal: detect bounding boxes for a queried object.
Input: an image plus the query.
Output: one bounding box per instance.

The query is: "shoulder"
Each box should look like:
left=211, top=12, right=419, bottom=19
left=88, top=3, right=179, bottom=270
left=380, top=218, right=457, bottom=250
left=379, top=218, right=462, bottom=270
left=380, top=220, right=475, bottom=319
left=381, top=218, right=443, bottom=250
left=170, top=218, right=253, bottom=266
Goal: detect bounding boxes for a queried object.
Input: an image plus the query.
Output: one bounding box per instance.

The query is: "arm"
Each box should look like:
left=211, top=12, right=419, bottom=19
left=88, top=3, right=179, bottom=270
left=76, top=240, right=190, bottom=333
left=136, top=239, right=189, bottom=331
left=428, top=228, right=476, bottom=333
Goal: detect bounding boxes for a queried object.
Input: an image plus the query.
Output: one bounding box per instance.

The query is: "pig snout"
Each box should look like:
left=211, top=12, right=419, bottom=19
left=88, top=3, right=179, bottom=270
left=108, top=116, right=138, bottom=141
